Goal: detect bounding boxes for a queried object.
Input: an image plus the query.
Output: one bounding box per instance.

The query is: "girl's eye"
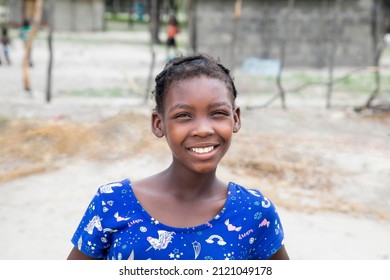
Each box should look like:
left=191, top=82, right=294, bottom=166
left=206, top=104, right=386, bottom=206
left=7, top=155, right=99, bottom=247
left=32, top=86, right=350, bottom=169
left=212, top=111, right=229, bottom=117
left=175, top=113, right=191, bottom=119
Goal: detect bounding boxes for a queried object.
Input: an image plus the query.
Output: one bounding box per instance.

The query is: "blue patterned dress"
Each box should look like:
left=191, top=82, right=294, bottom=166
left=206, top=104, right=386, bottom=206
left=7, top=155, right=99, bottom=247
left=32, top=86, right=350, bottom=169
left=70, top=179, right=285, bottom=260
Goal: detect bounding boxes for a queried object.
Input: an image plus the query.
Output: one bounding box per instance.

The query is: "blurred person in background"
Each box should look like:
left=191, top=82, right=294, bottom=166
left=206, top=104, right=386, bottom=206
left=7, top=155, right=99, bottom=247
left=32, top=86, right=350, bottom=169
left=0, top=25, right=11, bottom=65
left=19, top=19, right=33, bottom=67
left=166, top=15, right=180, bottom=61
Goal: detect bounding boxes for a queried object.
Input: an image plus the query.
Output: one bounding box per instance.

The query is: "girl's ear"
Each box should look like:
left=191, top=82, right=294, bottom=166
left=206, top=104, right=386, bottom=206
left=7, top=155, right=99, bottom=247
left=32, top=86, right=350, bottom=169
left=151, top=112, right=165, bottom=138
left=233, top=106, right=241, bottom=133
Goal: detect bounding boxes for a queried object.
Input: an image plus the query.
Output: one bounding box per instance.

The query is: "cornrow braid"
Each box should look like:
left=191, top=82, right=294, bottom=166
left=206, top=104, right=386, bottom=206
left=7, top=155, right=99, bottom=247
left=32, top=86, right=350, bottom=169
left=153, top=53, right=237, bottom=113
left=217, top=62, right=238, bottom=100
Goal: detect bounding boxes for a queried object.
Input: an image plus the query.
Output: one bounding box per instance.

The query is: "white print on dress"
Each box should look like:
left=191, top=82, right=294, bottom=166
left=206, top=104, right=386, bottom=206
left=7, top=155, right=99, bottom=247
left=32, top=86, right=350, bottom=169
left=146, top=230, right=175, bottom=251
left=192, top=241, right=201, bottom=259
left=261, top=197, right=271, bottom=208
left=99, top=182, right=122, bottom=194
left=114, top=212, right=130, bottom=221
left=84, top=215, right=102, bottom=234
left=205, top=235, right=227, bottom=245
left=248, top=189, right=261, bottom=197
left=77, top=236, right=83, bottom=250
left=224, top=219, right=242, bottom=232
left=238, top=229, right=254, bottom=240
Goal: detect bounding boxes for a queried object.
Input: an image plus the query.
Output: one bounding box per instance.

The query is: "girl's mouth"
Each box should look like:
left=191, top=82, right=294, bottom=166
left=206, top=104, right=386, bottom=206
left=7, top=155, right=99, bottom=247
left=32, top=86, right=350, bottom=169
left=190, top=146, right=215, bottom=154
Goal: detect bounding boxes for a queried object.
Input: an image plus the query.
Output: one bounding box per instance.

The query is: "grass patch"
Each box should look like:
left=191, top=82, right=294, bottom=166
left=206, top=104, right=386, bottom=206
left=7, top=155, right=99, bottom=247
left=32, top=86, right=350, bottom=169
left=0, top=116, right=10, bottom=125
left=334, top=75, right=375, bottom=93
left=66, top=87, right=141, bottom=98
left=282, top=72, right=390, bottom=96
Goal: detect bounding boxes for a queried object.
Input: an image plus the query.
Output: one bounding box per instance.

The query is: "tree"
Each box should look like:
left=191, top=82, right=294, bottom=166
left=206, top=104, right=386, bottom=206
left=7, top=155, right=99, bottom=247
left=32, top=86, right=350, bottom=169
left=275, top=0, right=295, bottom=110
left=356, top=0, right=386, bottom=112
left=326, top=0, right=341, bottom=109
left=46, top=0, right=54, bottom=103
left=187, top=0, right=197, bottom=53
left=147, top=0, right=162, bottom=44
left=229, top=0, right=243, bottom=73
left=145, top=0, right=158, bottom=104
left=23, top=0, right=44, bottom=94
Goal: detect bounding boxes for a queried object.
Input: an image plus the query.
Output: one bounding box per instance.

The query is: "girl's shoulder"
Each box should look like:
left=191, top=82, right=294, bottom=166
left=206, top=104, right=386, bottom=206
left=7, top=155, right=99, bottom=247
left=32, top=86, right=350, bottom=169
left=227, top=182, right=277, bottom=210
left=228, top=181, right=266, bottom=198
left=93, top=178, right=139, bottom=219
left=96, top=178, right=132, bottom=198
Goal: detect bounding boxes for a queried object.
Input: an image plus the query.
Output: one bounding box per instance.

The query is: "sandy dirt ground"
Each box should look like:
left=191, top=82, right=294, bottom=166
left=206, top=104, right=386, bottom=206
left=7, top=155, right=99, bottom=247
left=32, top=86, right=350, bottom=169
left=0, top=30, right=390, bottom=260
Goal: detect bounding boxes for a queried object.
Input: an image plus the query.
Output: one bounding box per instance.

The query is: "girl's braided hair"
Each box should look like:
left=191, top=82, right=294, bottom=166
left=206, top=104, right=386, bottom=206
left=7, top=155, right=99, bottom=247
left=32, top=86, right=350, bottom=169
left=153, top=53, right=238, bottom=113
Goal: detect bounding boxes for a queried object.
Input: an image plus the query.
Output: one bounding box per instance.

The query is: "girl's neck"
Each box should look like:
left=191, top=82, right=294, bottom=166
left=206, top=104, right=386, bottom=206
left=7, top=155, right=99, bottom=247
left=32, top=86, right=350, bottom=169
left=157, top=163, right=226, bottom=201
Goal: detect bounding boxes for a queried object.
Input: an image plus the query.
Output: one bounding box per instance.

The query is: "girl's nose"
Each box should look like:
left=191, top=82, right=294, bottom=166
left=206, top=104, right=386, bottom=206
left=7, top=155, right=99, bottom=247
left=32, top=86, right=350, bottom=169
left=191, top=118, right=214, bottom=137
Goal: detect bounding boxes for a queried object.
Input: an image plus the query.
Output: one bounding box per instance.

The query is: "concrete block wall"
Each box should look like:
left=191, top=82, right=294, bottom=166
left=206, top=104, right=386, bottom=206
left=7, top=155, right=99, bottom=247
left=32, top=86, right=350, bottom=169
left=54, top=0, right=105, bottom=31
left=5, top=0, right=105, bottom=32
left=192, top=0, right=377, bottom=68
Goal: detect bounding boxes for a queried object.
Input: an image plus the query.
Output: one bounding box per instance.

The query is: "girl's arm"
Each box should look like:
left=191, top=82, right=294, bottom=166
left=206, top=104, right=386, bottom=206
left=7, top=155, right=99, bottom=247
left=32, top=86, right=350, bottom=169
left=268, top=245, right=290, bottom=260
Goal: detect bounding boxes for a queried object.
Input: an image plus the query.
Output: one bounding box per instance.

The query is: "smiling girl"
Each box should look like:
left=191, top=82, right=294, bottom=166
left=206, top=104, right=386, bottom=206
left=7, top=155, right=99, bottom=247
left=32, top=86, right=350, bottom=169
left=67, top=54, right=289, bottom=260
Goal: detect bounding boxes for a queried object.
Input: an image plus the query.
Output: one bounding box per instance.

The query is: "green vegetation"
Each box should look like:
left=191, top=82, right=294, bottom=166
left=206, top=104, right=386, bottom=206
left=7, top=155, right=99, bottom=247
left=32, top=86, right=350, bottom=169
left=65, top=87, right=142, bottom=98
left=334, top=74, right=375, bottom=93
left=281, top=71, right=390, bottom=96
left=0, top=116, right=10, bottom=126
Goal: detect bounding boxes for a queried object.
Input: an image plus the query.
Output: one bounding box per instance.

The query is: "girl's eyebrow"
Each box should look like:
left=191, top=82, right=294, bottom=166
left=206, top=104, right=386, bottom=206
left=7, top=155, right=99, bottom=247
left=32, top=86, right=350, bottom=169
left=208, top=102, right=232, bottom=109
left=168, top=102, right=232, bottom=112
left=168, top=103, right=193, bottom=112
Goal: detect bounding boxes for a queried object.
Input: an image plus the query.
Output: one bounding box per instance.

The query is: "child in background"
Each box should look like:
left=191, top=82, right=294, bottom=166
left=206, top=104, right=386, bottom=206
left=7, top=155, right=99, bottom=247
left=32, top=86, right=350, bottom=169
left=67, top=54, right=289, bottom=260
left=166, top=15, right=180, bottom=61
left=19, top=19, right=33, bottom=67
left=0, top=26, right=11, bottom=65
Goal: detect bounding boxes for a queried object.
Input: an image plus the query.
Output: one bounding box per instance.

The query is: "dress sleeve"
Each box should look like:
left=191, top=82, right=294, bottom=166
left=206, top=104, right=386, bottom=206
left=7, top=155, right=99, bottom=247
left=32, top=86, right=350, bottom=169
left=250, top=195, right=286, bottom=259
left=70, top=188, right=108, bottom=259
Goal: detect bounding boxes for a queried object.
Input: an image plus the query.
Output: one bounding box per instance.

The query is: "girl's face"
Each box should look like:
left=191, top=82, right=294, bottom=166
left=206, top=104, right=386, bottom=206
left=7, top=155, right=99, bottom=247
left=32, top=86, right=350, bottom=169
left=152, top=76, right=241, bottom=174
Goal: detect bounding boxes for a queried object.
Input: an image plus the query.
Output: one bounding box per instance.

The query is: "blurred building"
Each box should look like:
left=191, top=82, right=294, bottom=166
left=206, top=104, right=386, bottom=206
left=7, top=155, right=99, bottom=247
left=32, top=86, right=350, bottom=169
left=6, top=0, right=105, bottom=31
left=189, top=0, right=390, bottom=68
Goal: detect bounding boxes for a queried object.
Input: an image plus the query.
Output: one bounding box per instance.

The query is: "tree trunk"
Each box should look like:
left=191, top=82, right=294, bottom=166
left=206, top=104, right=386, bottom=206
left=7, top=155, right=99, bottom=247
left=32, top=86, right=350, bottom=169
left=229, top=0, right=242, bottom=73
left=128, top=0, right=135, bottom=29
left=326, top=0, right=341, bottom=109
left=148, top=0, right=162, bottom=44
left=71, top=0, right=76, bottom=31
left=187, top=0, right=197, bottom=54
left=362, top=0, right=385, bottom=110
left=145, top=0, right=158, bottom=104
left=113, top=0, right=120, bottom=17
left=23, top=0, right=44, bottom=94
left=276, top=0, right=295, bottom=110
left=259, top=1, right=271, bottom=59
left=46, top=0, right=54, bottom=103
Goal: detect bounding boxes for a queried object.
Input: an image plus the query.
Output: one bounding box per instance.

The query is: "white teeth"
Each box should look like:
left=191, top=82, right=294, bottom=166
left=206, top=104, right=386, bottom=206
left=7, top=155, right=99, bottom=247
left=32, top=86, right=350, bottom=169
left=191, top=146, right=214, bottom=154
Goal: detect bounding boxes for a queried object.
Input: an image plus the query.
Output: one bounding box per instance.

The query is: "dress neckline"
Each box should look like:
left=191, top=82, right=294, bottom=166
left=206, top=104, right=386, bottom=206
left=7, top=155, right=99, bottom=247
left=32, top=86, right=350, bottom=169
left=124, top=178, right=235, bottom=233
